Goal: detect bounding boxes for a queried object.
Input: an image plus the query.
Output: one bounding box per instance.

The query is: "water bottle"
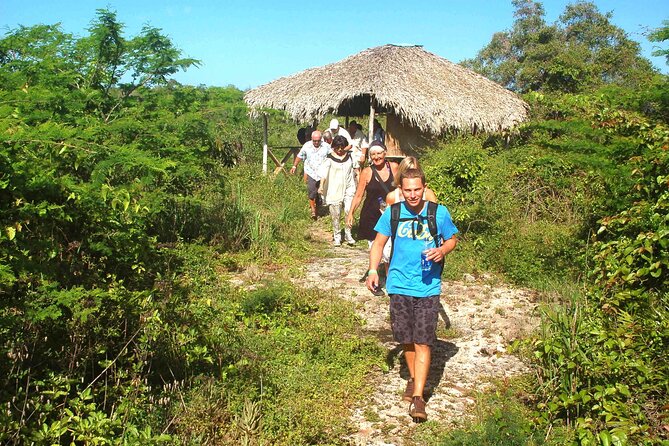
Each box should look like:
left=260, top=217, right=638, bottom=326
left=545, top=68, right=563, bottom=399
left=378, top=196, right=387, bottom=212
left=421, top=240, right=432, bottom=272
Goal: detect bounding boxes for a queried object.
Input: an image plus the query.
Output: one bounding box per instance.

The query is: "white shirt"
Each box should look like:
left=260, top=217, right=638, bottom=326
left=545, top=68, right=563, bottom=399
left=319, top=152, right=356, bottom=205
left=349, top=128, right=368, bottom=168
left=297, top=141, right=330, bottom=180
left=330, top=126, right=352, bottom=145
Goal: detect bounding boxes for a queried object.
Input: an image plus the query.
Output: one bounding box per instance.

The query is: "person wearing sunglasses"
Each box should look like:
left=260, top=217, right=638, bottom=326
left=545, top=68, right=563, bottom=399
left=366, top=167, right=458, bottom=423
left=346, top=140, right=399, bottom=289
left=290, top=130, right=331, bottom=220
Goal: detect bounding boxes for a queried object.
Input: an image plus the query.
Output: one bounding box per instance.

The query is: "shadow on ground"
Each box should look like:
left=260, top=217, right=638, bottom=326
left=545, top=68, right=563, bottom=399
left=385, top=339, right=459, bottom=402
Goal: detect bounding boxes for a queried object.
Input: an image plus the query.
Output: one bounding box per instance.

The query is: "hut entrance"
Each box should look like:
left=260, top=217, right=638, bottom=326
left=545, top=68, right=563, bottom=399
left=385, top=114, right=431, bottom=157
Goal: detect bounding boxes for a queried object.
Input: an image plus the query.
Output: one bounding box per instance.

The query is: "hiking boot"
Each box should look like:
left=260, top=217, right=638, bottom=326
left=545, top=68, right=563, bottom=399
left=409, top=396, right=427, bottom=422
left=345, top=235, right=356, bottom=245
left=402, top=379, right=414, bottom=402
left=333, top=239, right=341, bottom=247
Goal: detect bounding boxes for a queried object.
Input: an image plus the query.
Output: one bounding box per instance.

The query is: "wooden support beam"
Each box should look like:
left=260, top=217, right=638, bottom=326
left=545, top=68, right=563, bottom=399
left=278, top=147, right=299, bottom=165
left=266, top=147, right=289, bottom=176
left=262, top=113, right=269, bottom=175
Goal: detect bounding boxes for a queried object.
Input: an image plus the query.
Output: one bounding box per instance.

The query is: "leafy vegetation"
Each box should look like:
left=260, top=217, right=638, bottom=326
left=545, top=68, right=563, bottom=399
left=448, top=4, right=669, bottom=443
left=0, top=9, right=382, bottom=445
left=413, top=379, right=566, bottom=446
left=463, top=0, right=656, bottom=93
left=1, top=2, right=668, bottom=445
left=531, top=98, right=668, bottom=445
left=649, top=20, right=669, bottom=65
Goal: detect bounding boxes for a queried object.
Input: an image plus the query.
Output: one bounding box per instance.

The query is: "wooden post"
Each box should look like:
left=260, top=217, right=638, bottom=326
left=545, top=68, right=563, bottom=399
left=363, top=102, right=376, bottom=164
left=368, top=102, right=375, bottom=143
left=262, top=113, right=268, bottom=175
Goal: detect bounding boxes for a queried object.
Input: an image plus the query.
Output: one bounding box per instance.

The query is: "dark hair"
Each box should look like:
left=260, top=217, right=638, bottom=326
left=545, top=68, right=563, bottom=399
left=399, top=167, right=426, bottom=186
left=332, top=134, right=348, bottom=149
left=297, top=127, right=307, bottom=144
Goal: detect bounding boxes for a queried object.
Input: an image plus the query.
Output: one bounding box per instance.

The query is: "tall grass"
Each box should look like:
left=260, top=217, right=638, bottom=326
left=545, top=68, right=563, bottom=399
left=223, top=164, right=323, bottom=263
left=165, top=270, right=385, bottom=445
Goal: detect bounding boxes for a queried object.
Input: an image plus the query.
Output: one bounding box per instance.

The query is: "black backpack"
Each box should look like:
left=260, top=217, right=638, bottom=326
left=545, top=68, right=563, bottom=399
left=389, top=201, right=443, bottom=272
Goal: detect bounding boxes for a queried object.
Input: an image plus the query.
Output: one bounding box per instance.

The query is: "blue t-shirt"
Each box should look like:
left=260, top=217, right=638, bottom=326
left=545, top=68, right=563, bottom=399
left=374, top=202, right=458, bottom=297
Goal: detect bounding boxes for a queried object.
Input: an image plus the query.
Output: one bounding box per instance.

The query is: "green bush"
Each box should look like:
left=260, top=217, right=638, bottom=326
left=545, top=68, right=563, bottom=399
left=533, top=100, right=669, bottom=445
left=169, top=280, right=385, bottom=445
left=422, top=135, right=591, bottom=286
left=415, top=381, right=561, bottom=446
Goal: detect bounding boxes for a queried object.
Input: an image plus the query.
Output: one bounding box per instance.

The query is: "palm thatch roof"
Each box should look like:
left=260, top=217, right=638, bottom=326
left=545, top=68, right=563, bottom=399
left=244, top=44, right=529, bottom=134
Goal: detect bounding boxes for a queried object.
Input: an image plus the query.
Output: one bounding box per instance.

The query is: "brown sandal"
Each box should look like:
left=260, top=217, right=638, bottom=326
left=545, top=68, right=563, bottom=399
left=409, top=396, right=427, bottom=422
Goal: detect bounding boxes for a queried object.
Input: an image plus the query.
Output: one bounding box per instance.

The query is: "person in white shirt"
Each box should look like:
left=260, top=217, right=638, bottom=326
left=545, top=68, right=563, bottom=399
left=347, top=120, right=369, bottom=182
left=290, top=130, right=331, bottom=219
left=318, top=135, right=356, bottom=246
left=328, top=118, right=352, bottom=147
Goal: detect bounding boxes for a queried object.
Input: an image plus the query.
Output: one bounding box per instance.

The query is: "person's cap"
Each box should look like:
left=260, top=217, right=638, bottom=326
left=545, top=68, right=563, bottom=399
left=368, top=140, right=386, bottom=152
left=329, top=118, right=339, bottom=130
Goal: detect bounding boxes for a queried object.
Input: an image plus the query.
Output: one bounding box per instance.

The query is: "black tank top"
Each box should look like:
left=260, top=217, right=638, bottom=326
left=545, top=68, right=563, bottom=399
left=358, top=162, right=394, bottom=241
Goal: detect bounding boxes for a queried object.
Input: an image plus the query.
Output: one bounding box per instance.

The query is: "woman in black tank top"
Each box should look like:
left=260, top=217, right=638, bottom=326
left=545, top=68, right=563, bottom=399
left=346, top=142, right=398, bottom=242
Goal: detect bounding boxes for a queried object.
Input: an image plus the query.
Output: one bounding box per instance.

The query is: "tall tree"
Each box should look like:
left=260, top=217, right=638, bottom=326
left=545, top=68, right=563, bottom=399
left=463, top=0, right=555, bottom=91
left=80, top=9, right=125, bottom=97
left=559, top=2, right=655, bottom=86
left=649, top=19, right=669, bottom=65
left=74, top=9, right=200, bottom=121
left=463, top=1, right=656, bottom=93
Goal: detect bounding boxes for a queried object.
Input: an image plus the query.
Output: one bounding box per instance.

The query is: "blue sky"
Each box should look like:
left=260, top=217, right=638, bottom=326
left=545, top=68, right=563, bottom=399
left=1, top=0, right=667, bottom=90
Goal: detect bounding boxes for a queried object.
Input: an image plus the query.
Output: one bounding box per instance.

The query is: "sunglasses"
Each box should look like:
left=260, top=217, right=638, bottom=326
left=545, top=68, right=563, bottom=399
left=411, top=218, right=424, bottom=239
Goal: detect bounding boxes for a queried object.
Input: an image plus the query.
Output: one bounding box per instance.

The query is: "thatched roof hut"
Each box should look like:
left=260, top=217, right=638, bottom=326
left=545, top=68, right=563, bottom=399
left=245, top=44, right=529, bottom=156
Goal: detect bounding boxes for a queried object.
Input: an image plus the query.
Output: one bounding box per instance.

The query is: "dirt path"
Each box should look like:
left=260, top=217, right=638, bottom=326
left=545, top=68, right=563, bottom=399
left=294, top=227, right=541, bottom=446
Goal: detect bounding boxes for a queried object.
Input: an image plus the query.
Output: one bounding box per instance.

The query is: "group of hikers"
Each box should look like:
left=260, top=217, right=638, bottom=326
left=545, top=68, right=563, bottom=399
left=290, top=118, right=459, bottom=423
left=291, top=118, right=383, bottom=227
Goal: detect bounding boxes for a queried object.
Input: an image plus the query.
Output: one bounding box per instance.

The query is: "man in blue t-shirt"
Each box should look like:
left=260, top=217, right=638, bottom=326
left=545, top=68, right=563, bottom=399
left=366, top=167, right=458, bottom=423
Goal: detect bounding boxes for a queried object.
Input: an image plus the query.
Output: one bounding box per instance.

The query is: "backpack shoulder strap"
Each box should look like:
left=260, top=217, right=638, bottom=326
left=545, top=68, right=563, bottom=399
left=389, top=202, right=402, bottom=263
left=390, top=202, right=401, bottom=241
left=426, top=201, right=445, bottom=273
left=426, top=201, right=440, bottom=247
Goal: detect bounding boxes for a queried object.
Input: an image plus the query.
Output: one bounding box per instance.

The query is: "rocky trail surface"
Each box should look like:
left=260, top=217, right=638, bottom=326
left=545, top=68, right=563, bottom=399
left=298, top=226, right=541, bottom=445
left=234, top=226, right=541, bottom=445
